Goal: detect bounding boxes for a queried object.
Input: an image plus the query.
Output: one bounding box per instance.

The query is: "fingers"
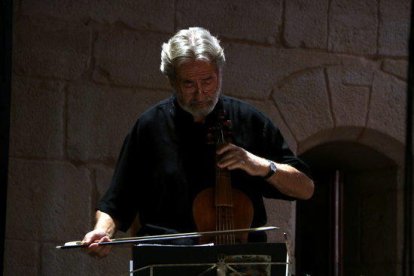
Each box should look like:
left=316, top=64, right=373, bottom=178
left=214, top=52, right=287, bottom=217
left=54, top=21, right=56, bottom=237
left=86, top=242, right=112, bottom=259
left=216, top=143, right=232, bottom=155
left=216, top=143, right=248, bottom=171
left=82, top=230, right=112, bottom=258
left=218, top=152, right=245, bottom=169
left=216, top=143, right=268, bottom=177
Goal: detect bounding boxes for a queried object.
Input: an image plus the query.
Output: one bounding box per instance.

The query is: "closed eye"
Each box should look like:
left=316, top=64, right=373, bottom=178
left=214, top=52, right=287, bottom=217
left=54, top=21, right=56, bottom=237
left=183, top=80, right=195, bottom=88
left=202, top=77, right=213, bottom=85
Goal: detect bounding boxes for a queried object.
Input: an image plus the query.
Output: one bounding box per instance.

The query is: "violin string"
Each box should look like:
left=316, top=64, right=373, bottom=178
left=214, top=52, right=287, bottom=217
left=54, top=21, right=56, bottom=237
left=214, top=121, right=237, bottom=245
left=229, top=207, right=235, bottom=244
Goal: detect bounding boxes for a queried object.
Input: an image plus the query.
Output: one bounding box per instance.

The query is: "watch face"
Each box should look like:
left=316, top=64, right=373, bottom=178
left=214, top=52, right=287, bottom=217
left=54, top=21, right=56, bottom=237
left=264, top=161, right=277, bottom=179
left=270, top=161, right=277, bottom=173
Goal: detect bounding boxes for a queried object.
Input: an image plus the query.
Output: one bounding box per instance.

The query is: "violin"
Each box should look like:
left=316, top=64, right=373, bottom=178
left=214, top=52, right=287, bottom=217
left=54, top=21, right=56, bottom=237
left=192, top=114, right=254, bottom=244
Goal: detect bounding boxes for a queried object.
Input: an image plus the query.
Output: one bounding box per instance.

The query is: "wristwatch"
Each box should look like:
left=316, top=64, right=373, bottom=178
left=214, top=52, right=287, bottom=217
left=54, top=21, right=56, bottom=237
left=264, top=161, right=277, bottom=180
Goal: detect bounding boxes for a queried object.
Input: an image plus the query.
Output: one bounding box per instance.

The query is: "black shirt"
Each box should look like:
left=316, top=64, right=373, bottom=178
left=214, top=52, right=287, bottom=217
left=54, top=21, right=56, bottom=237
left=98, top=95, right=310, bottom=237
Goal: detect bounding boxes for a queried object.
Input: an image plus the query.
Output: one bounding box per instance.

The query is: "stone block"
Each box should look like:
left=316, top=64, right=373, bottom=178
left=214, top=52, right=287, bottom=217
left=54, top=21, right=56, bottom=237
left=21, top=0, right=175, bottom=33
left=272, top=68, right=334, bottom=142
left=20, top=0, right=90, bottom=20
left=6, top=159, right=92, bottom=241
left=83, top=164, right=135, bottom=236
left=335, top=86, right=370, bottom=126
left=284, top=0, right=329, bottom=49
left=9, top=77, right=65, bottom=158
left=368, top=72, right=406, bottom=144
left=246, top=99, right=298, bottom=154
left=382, top=59, right=408, bottom=80
left=67, top=83, right=170, bottom=161
left=13, top=16, right=91, bottom=80
left=330, top=126, right=365, bottom=142
left=94, top=166, right=139, bottom=237
left=42, top=242, right=92, bottom=276
left=93, top=28, right=171, bottom=88
left=42, top=242, right=132, bottom=276
left=95, top=165, right=115, bottom=200
left=89, top=246, right=132, bottom=275
left=223, top=44, right=277, bottom=99
left=340, top=64, right=375, bottom=86
left=4, top=239, right=39, bottom=276
left=223, top=43, right=341, bottom=100
left=329, top=0, right=377, bottom=55
left=91, top=0, right=175, bottom=32
left=264, top=198, right=294, bottom=243
left=327, top=66, right=370, bottom=127
left=378, top=0, right=411, bottom=56
left=176, top=0, right=283, bottom=44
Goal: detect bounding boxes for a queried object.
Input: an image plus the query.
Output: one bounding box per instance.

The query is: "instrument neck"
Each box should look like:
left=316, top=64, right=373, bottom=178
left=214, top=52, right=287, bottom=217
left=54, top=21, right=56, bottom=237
left=215, top=161, right=233, bottom=207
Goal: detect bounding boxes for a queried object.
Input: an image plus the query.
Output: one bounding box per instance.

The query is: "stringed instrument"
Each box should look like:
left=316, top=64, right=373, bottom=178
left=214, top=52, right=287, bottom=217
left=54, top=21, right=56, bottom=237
left=192, top=114, right=254, bottom=245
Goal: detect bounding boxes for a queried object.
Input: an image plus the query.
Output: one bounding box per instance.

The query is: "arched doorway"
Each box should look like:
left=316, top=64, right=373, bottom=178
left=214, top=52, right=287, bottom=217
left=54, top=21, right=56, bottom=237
left=296, top=142, right=401, bottom=276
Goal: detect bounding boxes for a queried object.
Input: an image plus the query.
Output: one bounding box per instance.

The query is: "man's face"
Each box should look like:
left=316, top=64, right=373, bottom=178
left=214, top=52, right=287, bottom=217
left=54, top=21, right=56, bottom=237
left=172, top=60, right=221, bottom=122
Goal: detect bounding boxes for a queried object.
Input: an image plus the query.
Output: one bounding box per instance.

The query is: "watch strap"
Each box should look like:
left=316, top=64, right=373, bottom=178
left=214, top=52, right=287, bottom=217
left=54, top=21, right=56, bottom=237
left=264, top=161, right=277, bottom=180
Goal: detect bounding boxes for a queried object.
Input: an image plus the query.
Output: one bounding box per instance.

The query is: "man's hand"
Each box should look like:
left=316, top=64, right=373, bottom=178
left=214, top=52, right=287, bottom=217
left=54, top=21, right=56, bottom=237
left=216, top=143, right=269, bottom=176
left=82, top=229, right=112, bottom=258
left=216, top=143, right=314, bottom=200
left=82, top=211, right=117, bottom=258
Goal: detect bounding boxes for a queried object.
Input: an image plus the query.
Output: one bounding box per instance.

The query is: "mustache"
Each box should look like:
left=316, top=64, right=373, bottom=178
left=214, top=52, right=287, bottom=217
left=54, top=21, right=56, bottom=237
left=189, top=98, right=214, bottom=105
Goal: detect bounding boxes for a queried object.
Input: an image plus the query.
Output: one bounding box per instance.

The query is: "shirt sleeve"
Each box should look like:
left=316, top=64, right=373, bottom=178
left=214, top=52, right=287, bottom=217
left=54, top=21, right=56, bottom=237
left=97, top=122, right=143, bottom=232
left=260, top=118, right=312, bottom=199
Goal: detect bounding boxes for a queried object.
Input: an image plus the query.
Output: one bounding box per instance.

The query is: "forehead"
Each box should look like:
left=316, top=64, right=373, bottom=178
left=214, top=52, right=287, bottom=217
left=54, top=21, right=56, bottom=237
left=176, top=60, right=218, bottom=79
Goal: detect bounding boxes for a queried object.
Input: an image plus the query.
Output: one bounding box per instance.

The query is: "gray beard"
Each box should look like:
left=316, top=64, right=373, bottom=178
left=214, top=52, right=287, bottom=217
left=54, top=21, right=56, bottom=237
left=176, top=88, right=221, bottom=121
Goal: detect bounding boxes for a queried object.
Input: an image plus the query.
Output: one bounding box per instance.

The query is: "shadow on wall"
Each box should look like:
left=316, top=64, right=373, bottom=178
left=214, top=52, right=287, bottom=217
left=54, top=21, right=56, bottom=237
left=297, top=141, right=401, bottom=276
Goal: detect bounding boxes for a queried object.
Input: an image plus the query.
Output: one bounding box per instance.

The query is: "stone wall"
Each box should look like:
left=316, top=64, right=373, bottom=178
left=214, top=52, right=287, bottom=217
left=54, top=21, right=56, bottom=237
left=5, top=0, right=410, bottom=275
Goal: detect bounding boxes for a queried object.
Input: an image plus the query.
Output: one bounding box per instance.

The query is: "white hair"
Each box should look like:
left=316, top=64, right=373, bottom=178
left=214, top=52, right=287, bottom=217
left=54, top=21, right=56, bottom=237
left=160, top=27, right=225, bottom=80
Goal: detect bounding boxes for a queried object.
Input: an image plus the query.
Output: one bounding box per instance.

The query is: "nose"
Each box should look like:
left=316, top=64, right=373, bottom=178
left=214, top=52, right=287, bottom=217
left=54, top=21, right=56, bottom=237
left=195, top=81, right=206, bottom=94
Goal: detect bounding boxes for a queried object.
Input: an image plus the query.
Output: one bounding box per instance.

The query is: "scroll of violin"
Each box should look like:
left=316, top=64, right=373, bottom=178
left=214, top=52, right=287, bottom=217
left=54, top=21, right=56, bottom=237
left=192, top=114, right=254, bottom=245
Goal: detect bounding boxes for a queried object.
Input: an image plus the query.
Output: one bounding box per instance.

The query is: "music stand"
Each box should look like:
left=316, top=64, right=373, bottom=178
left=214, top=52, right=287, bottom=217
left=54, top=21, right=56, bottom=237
left=131, top=242, right=288, bottom=276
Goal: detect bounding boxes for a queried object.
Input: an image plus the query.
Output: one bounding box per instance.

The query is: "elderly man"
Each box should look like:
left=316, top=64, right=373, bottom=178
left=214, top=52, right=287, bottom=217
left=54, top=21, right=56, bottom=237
left=82, top=27, right=314, bottom=257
